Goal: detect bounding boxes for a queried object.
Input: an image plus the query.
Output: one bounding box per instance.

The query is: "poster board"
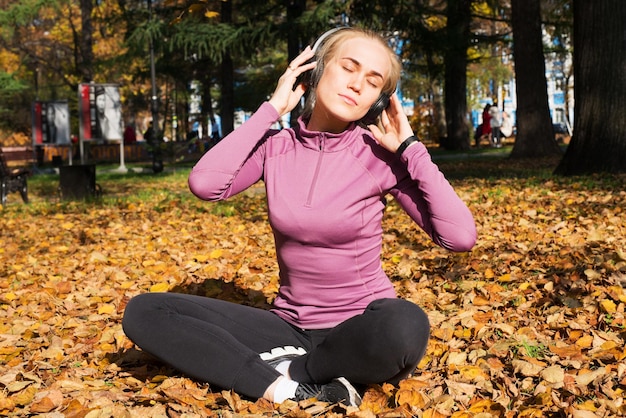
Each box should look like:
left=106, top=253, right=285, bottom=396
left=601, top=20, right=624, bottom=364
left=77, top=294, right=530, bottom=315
left=32, top=101, right=71, bottom=145
left=78, top=83, right=125, bottom=168
left=78, top=83, right=123, bottom=142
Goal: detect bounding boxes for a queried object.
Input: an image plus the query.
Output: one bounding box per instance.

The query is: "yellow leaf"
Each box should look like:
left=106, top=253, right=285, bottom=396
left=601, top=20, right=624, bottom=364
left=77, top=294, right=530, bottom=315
left=534, top=392, right=552, bottom=406
left=150, top=282, right=169, bottom=293
left=600, top=340, right=617, bottom=350
left=11, top=385, right=37, bottom=407
left=517, top=408, right=543, bottom=417
left=453, top=328, right=472, bottom=340
left=432, top=327, right=454, bottom=341
left=468, top=399, right=498, bottom=412
left=484, top=268, right=495, bottom=279
left=0, top=396, right=16, bottom=412
left=209, top=249, right=223, bottom=259
left=395, top=385, right=428, bottom=408
left=497, top=273, right=512, bottom=282
left=423, top=408, right=449, bottom=418
left=4, top=292, right=17, bottom=301
left=575, top=334, right=594, bottom=348
left=599, top=299, right=616, bottom=313
left=98, top=304, right=115, bottom=315
left=459, top=366, right=488, bottom=381
left=577, top=399, right=598, bottom=411
left=99, top=343, right=115, bottom=352
left=61, top=222, right=74, bottom=230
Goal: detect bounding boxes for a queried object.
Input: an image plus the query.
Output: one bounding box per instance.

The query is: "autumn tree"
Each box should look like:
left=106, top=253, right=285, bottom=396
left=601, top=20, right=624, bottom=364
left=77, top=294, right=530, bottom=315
left=78, top=0, right=94, bottom=82
left=0, top=1, right=136, bottom=137
left=509, top=0, right=562, bottom=158
left=555, top=0, right=626, bottom=174
left=0, top=1, right=74, bottom=134
left=442, top=0, right=471, bottom=150
left=349, top=0, right=449, bottom=142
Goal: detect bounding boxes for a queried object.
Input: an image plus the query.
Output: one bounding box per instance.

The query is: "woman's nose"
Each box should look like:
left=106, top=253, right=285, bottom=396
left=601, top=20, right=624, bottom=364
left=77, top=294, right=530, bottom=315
left=348, top=74, right=364, bottom=92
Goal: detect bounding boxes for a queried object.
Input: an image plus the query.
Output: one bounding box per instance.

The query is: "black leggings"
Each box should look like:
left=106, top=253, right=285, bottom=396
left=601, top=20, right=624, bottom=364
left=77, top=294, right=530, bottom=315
left=122, top=293, right=430, bottom=399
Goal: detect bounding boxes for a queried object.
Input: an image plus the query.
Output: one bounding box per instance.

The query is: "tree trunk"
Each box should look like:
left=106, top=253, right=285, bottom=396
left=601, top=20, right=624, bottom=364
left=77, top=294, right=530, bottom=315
left=287, top=0, right=306, bottom=126
left=220, top=0, right=235, bottom=136
left=79, top=0, right=94, bottom=82
left=510, top=0, right=562, bottom=158
left=555, top=0, right=626, bottom=174
left=201, top=76, right=213, bottom=138
left=442, top=0, right=470, bottom=150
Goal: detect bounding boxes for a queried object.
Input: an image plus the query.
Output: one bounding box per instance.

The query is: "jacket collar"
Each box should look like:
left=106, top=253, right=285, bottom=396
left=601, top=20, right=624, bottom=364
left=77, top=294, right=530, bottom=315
left=294, top=117, right=366, bottom=152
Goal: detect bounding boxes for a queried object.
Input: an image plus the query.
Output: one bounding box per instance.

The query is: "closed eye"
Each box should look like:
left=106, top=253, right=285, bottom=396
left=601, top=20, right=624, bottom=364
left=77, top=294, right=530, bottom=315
left=340, top=57, right=384, bottom=88
left=367, top=78, right=381, bottom=88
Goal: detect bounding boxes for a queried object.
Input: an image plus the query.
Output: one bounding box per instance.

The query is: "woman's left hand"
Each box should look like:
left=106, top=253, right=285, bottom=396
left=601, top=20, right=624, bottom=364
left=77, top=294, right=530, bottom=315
left=368, top=94, right=416, bottom=153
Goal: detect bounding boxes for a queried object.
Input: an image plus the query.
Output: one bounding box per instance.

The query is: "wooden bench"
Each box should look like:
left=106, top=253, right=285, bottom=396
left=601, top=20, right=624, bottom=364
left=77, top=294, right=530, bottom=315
left=0, top=147, right=33, bottom=206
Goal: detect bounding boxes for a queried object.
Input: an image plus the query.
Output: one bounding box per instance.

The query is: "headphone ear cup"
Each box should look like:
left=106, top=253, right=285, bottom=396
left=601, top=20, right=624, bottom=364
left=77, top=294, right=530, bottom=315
left=361, top=93, right=390, bottom=125
left=297, top=27, right=346, bottom=89
left=295, top=58, right=313, bottom=88
left=294, top=56, right=323, bottom=89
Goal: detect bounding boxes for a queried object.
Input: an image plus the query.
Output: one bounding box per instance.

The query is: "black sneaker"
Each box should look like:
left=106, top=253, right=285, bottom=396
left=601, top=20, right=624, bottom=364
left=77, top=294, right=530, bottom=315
left=259, top=346, right=307, bottom=368
left=293, top=377, right=362, bottom=406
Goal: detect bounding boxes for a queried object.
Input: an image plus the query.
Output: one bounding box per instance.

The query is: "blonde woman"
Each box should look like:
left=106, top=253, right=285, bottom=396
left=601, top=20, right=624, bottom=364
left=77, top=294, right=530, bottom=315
left=123, top=27, right=476, bottom=405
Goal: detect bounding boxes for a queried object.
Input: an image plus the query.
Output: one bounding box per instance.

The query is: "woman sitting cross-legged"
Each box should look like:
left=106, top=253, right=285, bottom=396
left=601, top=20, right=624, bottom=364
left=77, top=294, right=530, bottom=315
left=122, top=26, right=477, bottom=406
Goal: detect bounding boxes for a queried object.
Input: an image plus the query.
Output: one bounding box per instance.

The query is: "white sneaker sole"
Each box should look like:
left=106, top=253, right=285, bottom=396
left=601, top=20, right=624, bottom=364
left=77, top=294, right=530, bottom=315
left=259, top=345, right=307, bottom=361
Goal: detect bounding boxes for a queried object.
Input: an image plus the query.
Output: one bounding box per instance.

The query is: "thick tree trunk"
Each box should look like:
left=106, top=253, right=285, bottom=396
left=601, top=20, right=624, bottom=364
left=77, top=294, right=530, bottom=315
left=555, top=0, right=626, bottom=174
left=79, top=0, right=94, bottom=82
left=442, top=0, right=470, bottom=150
left=287, top=0, right=306, bottom=126
left=510, top=0, right=562, bottom=158
left=220, top=0, right=235, bottom=136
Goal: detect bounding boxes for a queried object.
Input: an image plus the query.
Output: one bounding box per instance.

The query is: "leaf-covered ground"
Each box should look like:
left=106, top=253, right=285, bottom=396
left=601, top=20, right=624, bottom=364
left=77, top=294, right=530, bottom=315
left=1, top=154, right=625, bottom=417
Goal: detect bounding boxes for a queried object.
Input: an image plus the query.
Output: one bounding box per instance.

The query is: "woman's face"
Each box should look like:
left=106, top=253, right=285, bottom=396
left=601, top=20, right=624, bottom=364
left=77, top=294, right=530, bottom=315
left=311, top=36, right=390, bottom=131
left=96, top=94, right=106, bottom=112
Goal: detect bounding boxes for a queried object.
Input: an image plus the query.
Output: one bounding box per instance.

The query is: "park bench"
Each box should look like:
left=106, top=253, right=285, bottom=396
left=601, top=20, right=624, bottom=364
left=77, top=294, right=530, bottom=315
left=0, top=147, right=34, bottom=206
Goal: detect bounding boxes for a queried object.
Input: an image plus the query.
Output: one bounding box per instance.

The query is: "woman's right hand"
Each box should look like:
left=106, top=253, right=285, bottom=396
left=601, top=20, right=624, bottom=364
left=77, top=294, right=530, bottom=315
left=268, top=46, right=317, bottom=116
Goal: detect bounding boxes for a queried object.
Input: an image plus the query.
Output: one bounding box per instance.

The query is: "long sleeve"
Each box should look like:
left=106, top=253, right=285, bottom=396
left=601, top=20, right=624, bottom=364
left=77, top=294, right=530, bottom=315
left=188, top=103, right=280, bottom=201
left=391, top=142, right=477, bottom=252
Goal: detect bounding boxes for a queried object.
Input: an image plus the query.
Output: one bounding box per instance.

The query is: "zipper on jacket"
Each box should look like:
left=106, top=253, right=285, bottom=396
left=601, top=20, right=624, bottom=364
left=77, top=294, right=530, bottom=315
left=305, top=134, right=325, bottom=207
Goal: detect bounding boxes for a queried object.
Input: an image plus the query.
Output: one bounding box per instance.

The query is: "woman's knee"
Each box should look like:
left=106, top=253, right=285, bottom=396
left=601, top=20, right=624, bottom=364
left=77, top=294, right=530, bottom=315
left=367, top=298, right=430, bottom=351
left=124, top=293, right=157, bottom=317
left=122, top=293, right=164, bottom=337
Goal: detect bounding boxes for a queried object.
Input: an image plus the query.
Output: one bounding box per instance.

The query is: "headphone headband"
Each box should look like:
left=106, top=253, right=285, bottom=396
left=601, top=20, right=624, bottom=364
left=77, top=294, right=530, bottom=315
left=311, top=27, right=348, bottom=52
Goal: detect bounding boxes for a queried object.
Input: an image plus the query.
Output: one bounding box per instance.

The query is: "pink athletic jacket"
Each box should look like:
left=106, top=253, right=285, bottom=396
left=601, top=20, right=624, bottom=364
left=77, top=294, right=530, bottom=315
left=189, top=102, right=476, bottom=329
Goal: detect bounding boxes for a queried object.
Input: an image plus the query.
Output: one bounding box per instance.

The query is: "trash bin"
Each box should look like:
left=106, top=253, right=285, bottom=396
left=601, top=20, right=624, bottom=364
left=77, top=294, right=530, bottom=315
left=59, top=164, right=99, bottom=199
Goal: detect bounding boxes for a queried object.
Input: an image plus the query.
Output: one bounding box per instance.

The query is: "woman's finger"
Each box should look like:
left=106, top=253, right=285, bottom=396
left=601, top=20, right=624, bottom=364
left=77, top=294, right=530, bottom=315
left=288, top=46, right=314, bottom=69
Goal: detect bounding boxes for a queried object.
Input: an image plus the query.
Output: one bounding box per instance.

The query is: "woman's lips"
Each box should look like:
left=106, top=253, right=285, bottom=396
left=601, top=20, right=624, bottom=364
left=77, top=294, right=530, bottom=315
left=338, top=94, right=357, bottom=106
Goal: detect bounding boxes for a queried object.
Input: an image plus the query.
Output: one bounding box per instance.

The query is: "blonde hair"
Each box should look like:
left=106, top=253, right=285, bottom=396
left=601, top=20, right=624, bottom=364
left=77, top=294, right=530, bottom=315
left=302, top=27, right=401, bottom=120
